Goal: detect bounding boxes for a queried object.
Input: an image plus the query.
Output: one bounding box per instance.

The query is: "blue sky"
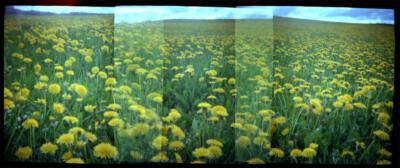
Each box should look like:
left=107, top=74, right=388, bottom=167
left=115, top=6, right=273, bottom=23
left=10, top=6, right=394, bottom=24
left=13, top=6, right=114, bottom=14
left=115, top=6, right=238, bottom=23
left=229, top=7, right=273, bottom=19
left=274, top=7, right=394, bottom=24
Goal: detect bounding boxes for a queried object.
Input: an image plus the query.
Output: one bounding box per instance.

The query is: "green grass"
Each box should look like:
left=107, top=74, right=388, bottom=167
left=3, top=15, right=394, bottom=165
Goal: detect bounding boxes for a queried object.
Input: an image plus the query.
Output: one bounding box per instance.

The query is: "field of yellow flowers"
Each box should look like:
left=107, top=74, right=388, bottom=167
left=264, top=17, right=394, bottom=164
left=4, top=14, right=394, bottom=165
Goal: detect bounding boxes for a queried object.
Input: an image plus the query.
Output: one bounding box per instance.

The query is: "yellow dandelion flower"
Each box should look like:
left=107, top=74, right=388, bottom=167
left=98, top=71, right=107, bottom=79
left=175, top=152, right=183, bottom=163
left=66, top=158, right=85, bottom=164
left=62, top=151, right=73, bottom=162
left=171, top=125, right=185, bottom=139
left=84, top=56, right=92, bottom=62
left=62, top=94, right=72, bottom=100
left=302, top=147, right=317, bottom=158
left=353, top=102, right=367, bottom=109
left=273, top=116, right=286, bottom=125
left=206, top=139, right=223, bottom=147
left=377, top=160, right=391, bottom=165
left=105, top=77, right=117, bottom=86
left=40, top=142, right=58, bottom=155
left=15, top=146, right=32, bottom=160
left=15, top=88, right=30, bottom=101
left=108, top=118, right=124, bottom=128
left=63, top=116, right=79, bottom=124
left=344, top=103, right=354, bottom=111
left=107, top=103, right=121, bottom=110
left=74, top=84, right=87, bottom=97
left=385, top=101, right=393, bottom=109
left=258, top=109, right=275, bottom=117
left=91, top=67, right=100, bottom=74
left=338, top=94, right=353, bottom=102
left=340, top=149, right=355, bottom=159
left=213, top=88, right=225, bottom=94
left=377, top=112, right=390, bottom=124
left=4, top=87, right=13, bottom=98
left=39, top=75, right=49, bottom=81
left=76, top=140, right=86, bottom=149
left=103, top=111, right=118, bottom=118
left=93, top=143, right=118, bottom=159
left=207, top=95, right=217, bottom=100
left=34, top=82, right=47, bottom=90
left=211, top=105, right=228, bottom=117
left=309, top=143, right=319, bottom=149
left=373, top=130, right=390, bottom=140
left=206, top=69, right=218, bottom=76
left=53, top=103, right=65, bottom=113
left=130, top=123, right=150, bottom=137
left=69, top=127, right=85, bottom=135
left=207, top=146, right=222, bottom=158
left=281, top=128, right=289, bottom=136
left=192, top=147, right=211, bottom=158
left=66, top=70, right=74, bottom=76
left=333, top=100, right=343, bottom=108
left=130, top=150, right=143, bottom=160
left=290, top=149, right=302, bottom=157
left=191, top=160, right=206, bottom=164
left=168, top=141, right=185, bottom=151
left=150, top=152, right=168, bottom=162
left=22, top=118, right=39, bottom=129
left=84, top=132, right=97, bottom=143
left=246, top=158, right=265, bottom=164
left=163, top=109, right=181, bottom=122
left=197, top=102, right=211, bottom=113
left=55, top=72, right=64, bottom=79
left=152, top=135, right=168, bottom=150
left=35, top=98, right=46, bottom=105
left=84, top=105, right=96, bottom=112
left=32, top=111, right=41, bottom=118
left=310, top=98, right=323, bottom=115
left=295, top=103, right=309, bottom=110
left=378, top=148, right=392, bottom=157
left=4, top=99, right=15, bottom=110
left=356, top=141, right=366, bottom=149
left=236, top=136, right=250, bottom=148
left=269, top=148, right=285, bottom=158
left=230, top=122, right=243, bottom=129
left=293, top=96, right=303, bottom=103
left=253, top=136, right=269, bottom=146
left=227, top=78, right=235, bottom=85
left=274, top=87, right=284, bottom=94
left=57, top=133, right=74, bottom=145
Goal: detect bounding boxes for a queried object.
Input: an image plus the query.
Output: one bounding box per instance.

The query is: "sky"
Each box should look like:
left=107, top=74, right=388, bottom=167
left=115, top=6, right=236, bottom=23
left=234, top=6, right=273, bottom=19
left=10, top=6, right=394, bottom=24
left=274, top=7, right=394, bottom=24
left=115, top=6, right=273, bottom=23
left=13, top=6, right=114, bottom=14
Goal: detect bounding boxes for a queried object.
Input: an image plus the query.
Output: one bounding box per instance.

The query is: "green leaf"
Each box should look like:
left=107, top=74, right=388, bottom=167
left=191, top=118, right=199, bottom=131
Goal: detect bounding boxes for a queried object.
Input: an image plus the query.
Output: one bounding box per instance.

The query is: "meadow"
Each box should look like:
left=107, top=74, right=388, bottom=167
left=268, top=17, right=394, bottom=164
left=3, top=14, right=394, bottom=165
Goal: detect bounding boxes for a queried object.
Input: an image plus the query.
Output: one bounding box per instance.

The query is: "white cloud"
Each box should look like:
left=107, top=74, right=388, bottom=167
left=13, top=6, right=114, bottom=14
left=236, top=6, right=273, bottom=19
left=274, top=6, right=393, bottom=24
left=11, top=6, right=394, bottom=24
left=115, top=6, right=236, bottom=23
